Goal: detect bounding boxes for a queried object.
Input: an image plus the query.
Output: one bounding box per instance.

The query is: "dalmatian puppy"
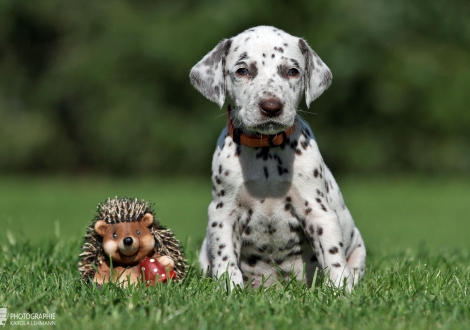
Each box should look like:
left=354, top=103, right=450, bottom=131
left=190, top=26, right=366, bottom=291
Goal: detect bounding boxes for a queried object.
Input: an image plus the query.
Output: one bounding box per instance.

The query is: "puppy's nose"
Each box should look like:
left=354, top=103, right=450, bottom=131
left=123, top=237, right=133, bottom=246
left=259, top=99, right=283, bottom=117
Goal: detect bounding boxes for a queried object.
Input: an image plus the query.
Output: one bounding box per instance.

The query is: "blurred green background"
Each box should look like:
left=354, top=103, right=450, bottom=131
left=1, top=0, right=469, bottom=175
left=0, top=0, right=469, bottom=254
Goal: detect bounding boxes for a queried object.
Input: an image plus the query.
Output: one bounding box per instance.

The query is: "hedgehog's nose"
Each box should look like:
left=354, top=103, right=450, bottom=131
left=123, top=237, right=133, bottom=246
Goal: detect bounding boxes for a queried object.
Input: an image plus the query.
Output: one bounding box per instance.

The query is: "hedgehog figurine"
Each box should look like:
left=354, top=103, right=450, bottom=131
left=78, top=197, right=187, bottom=286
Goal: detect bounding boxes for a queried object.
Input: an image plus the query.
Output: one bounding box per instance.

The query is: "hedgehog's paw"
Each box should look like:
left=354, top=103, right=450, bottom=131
left=156, top=255, right=175, bottom=271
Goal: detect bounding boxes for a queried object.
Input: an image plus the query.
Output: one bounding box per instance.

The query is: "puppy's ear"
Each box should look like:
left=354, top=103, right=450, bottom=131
left=298, top=39, right=332, bottom=108
left=189, top=39, right=232, bottom=108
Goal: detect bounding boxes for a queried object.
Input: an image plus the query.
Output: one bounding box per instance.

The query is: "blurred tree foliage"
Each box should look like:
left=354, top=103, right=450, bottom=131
left=0, top=0, right=469, bottom=175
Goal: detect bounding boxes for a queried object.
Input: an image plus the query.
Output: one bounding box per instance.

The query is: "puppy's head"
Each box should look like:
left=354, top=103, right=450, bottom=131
left=190, top=26, right=332, bottom=135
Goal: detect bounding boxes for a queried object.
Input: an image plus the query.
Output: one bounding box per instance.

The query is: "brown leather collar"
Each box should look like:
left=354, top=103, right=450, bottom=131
left=227, top=105, right=295, bottom=148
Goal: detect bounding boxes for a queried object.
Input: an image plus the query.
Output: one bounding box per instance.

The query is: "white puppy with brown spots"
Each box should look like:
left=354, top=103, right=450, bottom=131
left=190, top=26, right=366, bottom=291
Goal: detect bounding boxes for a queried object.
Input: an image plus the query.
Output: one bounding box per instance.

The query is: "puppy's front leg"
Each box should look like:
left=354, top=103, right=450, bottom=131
left=207, top=200, right=243, bottom=288
left=300, top=200, right=353, bottom=291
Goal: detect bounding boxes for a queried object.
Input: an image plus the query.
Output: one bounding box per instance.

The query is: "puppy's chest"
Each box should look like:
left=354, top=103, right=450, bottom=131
left=216, top=138, right=314, bottom=187
left=246, top=147, right=295, bottom=181
left=214, top=128, right=320, bottom=217
left=236, top=198, right=309, bottom=262
left=218, top=141, right=314, bottom=258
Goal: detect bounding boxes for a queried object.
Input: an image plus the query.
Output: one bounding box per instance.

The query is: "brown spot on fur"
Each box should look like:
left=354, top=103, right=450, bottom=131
left=329, top=247, right=339, bottom=254
left=247, top=255, right=261, bottom=266
left=317, top=227, right=323, bottom=236
left=249, top=62, right=258, bottom=78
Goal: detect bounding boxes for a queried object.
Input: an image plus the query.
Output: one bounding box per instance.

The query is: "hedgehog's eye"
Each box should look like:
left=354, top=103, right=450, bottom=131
left=136, top=230, right=141, bottom=235
left=112, top=232, right=117, bottom=239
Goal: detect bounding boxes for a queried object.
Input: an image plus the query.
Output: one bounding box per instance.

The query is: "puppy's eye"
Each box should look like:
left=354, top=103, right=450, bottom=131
left=136, top=230, right=140, bottom=235
left=287, top=68, right=299, bottom=77
left=236, top=68, right=250, bottom=76
left=112, top=233, right=117, bottom=239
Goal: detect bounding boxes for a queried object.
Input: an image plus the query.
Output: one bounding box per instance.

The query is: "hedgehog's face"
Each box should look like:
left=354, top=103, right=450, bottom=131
left=94, top=213, right=156, bottom=265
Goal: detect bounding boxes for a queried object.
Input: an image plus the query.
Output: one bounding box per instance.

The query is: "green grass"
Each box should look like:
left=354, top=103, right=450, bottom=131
left=0, top=175, right=469, bottom=329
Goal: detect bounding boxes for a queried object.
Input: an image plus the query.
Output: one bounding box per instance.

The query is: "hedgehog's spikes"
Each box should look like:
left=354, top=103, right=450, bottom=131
left=78, top=197, right=187, bottom=281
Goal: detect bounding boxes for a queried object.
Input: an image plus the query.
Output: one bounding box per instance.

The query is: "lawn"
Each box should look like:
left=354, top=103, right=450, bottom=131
left=0, top=175, right=469, bottom=329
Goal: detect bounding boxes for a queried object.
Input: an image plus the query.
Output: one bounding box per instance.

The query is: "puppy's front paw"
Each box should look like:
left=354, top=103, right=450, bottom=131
left=214, top=268, right=244, bottom=291
left=329, top=266, right=354, bottom=293
left=228, top=269, right=244, bottom=289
